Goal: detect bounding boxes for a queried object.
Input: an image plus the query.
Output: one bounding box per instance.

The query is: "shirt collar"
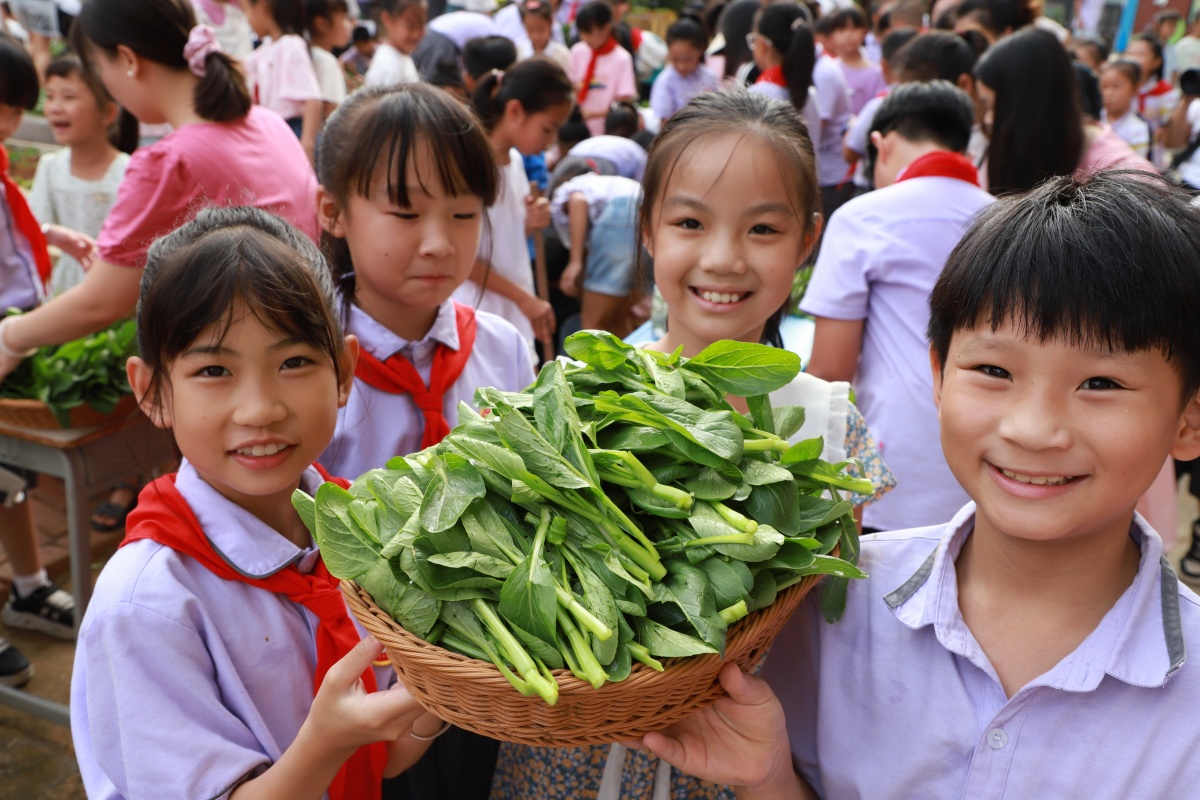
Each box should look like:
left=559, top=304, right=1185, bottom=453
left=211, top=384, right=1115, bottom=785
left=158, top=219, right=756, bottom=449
left=174, top=460, right=325, bottom=579
left=346, top=300, right=460, bottom=362
left=885, top=503, right=1185, bottom=691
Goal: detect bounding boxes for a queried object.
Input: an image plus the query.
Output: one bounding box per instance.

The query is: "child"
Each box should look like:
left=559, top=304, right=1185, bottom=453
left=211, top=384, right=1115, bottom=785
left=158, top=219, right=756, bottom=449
left=649, top=16, right=720, bottom=122
left=191, top=0, right=253, bottom=60
left=805, top=81, right=992, bottom=533
left=241, top=0, right=325, bottom=163
left=747, top=4, right=821, bottom=147
left=453, top=58, right=573, bottom=353
left=569, top=1, right=637, bottom=137
left=71, top=204, right=445, bottom=798
left=1100, top=60, right=1152, bottom=160
left=491, top=89, right=893, bottom=800
left=314, top=83, right=534, bottom=800
left=364, top=0, right=425, bottom=87
left=826, top=6, right=887, bottom=115
left=1072, top=35, right=1108, bottom=74
left=0, top=0, right=318, bottom=386
left=1128, top=33, right=1179, bottom=166
left=634, top=170, right=1200, bottom=798
left=340, top=24, right=377, bottom=81
left=306, top=0, right=354, bottom=118
left=517, top=0, right=570, bottom=71
left=29, top=55, right=130, bottom=297
left=567, top=118, right=648, bottom=180
left=462, top=34, right=518, bottom=93
left=411, top=9, right=497, bottom=82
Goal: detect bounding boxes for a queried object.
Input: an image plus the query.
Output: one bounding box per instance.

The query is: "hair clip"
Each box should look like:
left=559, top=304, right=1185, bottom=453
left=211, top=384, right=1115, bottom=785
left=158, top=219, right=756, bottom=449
left=524, top=0, right=544, bottom=8
left=492, top=69, right=505, bottom=86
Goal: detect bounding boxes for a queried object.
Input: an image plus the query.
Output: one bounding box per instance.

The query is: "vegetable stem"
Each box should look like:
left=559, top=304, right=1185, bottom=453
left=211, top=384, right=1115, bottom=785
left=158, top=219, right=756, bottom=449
left=627, top=642, right=664, bottom=672
left=556, top=607, right=607, bottom=688
left=554, top=584, right=613, bottom=641
left=719, top=600, right=749, bottom=625
left=472, top=599, right=559, bottom=705
left=743, top=437, right=790, bottom=453
left=711, top=501, right=758, bottom=534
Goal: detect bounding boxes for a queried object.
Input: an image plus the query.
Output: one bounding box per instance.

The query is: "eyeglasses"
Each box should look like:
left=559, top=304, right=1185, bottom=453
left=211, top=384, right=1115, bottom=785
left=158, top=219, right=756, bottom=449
left=746, top=32, right=761, bottom=50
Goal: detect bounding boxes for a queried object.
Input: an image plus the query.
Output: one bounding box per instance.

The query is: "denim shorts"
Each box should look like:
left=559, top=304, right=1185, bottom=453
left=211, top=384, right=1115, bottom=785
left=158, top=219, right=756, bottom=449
left=584, top=195, right=639, bottom=297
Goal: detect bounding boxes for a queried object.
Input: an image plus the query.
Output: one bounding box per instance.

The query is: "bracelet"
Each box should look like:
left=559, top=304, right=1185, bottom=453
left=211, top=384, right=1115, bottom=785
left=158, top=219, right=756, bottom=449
left=409, top=720, right=451, bottom=742
left=0, top=316, right=37, bottom=360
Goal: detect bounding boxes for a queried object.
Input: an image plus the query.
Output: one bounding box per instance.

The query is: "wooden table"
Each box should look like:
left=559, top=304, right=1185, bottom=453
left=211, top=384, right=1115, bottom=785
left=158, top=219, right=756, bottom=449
left=0, top=415, right=176, bottom=726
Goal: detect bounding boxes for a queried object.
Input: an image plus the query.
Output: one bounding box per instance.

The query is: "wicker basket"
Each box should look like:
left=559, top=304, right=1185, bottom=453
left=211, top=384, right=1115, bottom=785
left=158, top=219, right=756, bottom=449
left=343, top=571, right=822, bottom=746
left=0, top=395, right=137, bottom=430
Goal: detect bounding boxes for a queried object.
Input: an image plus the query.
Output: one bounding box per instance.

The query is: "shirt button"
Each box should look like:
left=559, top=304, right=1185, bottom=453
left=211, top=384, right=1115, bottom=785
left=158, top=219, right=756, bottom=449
left=987, top=728, right=1008, bottom=750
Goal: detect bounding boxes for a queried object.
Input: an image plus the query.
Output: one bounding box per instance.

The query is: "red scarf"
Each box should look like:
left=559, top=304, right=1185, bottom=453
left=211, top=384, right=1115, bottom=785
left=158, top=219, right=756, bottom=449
left=896, top=150, right=980, bottom=187
left=0, top=146, right=51, bottom=288
left=354, top=302, right=476, bottom=449
left=578, top=36, right=619, bottom=104
left=121, top=467, right=386, bottom=800
left=756, top=65, right=787, bottom=87
left=1138, top=78, right=1174, bottom=114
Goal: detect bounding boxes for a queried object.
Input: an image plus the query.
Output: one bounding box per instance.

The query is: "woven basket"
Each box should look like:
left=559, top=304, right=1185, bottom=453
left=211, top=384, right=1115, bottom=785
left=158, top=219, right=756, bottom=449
left=343, top=570, right=822, bottom=746
left=0, top=395, right=137, bottom=430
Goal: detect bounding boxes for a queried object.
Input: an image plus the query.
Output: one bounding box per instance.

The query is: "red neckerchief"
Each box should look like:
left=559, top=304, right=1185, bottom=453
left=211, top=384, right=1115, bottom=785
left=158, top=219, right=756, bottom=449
left=578, top=36, right=619, bottom=103
left=0, top=146, right=51, bottom=288
left=1138, top=79, right=1174, bottom=113
left=756, top=65, right=786, bottom=87
left=896, top=150, right=980, bottom=186
left=353, top=302, right=477, bottom=449
left=121, top=466, right=386, bottom=800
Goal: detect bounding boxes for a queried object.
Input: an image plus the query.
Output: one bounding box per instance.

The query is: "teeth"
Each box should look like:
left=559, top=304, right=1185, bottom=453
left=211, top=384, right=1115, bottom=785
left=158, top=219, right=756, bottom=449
left=236, top=443, right=286, bottom=457
left=1000, top=468, right=1073, bottom=486
left=700, top=291, right=742, bottom=304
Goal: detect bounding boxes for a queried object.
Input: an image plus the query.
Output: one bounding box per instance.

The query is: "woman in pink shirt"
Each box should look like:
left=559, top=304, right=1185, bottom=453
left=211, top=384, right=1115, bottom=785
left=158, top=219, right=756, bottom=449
left=0, top=0, right=318, bottom=383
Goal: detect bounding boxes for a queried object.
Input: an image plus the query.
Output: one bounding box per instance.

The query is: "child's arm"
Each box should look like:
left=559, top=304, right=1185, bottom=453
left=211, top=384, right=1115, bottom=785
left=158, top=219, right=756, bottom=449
left=42, top=225, right=97, bottom=269
left=300, top=98, right=324, bottom=166
left=806, top=317, right=864, bottom=384
left=468, top=259, right=556, bottom=346
left=559, top=192, right=590, bottom=299
left=231, top=636, right=436, bottom=799
left=632, top=663, right=816, bottom=800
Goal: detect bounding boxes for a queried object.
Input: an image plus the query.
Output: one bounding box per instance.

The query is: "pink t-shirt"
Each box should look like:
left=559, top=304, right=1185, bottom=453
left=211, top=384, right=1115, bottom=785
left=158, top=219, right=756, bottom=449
left=97, top=107, right=319, bottom=268
left=1075, top=124, right=1156, bottom=180
left=568, top=42, right=637, bottom=136
left=243, top=34, right=322, bottom=120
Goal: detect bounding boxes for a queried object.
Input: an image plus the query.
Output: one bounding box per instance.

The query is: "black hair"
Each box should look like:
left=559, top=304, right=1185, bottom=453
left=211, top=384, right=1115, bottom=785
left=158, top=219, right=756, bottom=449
left=640, top=91, right=819, bottom=349
left=518, top=0, right=554, bottom=22
left=305, top=0, right=349, bottom=36
left=825, top=6, right=868, bottom=32
left=462, top=35, right=518, bottom=80
left=895, top=30, right=978, bottom=82
left=558, top=105, right=591, bottom=147
left=1073, top=36, right=1109, bottom=65
left=317, top=84, right=499, bottom=312
left=605, top=99, right=639, bottom=137
left=813, top=13, right=835, bottom=38
left=0, top=33, right=39, bottom=110
left=73, top=0, right=251, bottom=123
left=576, top=1, right=614, bottom=33
left=666, top=17, right=709, bottom=51
left=1073, top=62, right=1101, bottom=120
left=471, top=56, right=573, bottom=132
left=248, top=0, right=307, bottom=35
left=975, top=28, right=1083, bottom=196
left=352, top=24, right=373, bottom=43
left=1104, top=58, right=1143, bottom=88
left=718, top=0, right=761, bottom=78
left=756, top=4, right=816, bottom=114
left=137, top=205, right=345, bottom=415
left=1130, top=33, right=1165, bottom=81
left=928, top=171, right=1200, bottom=404
left=880, top=26, right=919, bottom=64
left=871, top=79, right=976, bottom=153
left=953, top=0, right=1035, bottom=38
left=377, top=0, right=426, bottom=16
left=427, top=60, right=468, bottom=93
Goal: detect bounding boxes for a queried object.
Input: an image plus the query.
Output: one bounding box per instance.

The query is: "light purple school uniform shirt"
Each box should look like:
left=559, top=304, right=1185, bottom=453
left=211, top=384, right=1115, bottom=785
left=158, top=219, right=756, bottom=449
left=567, top=135, right=648, bottom=181
left=71, top=462, right=390, bottom=800
left=763, top=505, right=1200, bottom=798
left=321, top=300, right=534, bottom=479
left=0, top=182, right=45, bottom=311
left=648, top=63, right=721, bottom=121
left=549, top=173, right=642, bottom=242
left=801, top=173, right=992, bottom=531
left=813, top=56, right=854, bottom=188
left=844, top=89, right=888, bottom=188
left=837, top=59, right=887, bottom=116
left=428, top=10, right=497, bottom=49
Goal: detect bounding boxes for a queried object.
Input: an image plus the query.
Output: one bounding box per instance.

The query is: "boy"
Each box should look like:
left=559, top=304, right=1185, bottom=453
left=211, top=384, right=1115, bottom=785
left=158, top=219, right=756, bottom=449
left=568, top=1, right=636, bottom=136
left=806, top=81, right=992, bottom=533
left=1100, top=60, right=1152, bottom=159
left=632, top=171, right=1200, bottom=798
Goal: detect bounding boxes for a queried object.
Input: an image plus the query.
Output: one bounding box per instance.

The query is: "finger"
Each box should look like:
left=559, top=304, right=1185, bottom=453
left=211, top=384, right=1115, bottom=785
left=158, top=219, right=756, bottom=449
left=324, top=636, right=386, bottom=688
left=641, top=731, right=685, bottom=765
left=717, top=663, right=773, bottom=706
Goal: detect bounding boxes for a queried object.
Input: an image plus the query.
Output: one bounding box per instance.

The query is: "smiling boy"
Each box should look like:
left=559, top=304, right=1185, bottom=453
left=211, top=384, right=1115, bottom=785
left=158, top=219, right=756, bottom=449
left=631, top=171, right=1200, bottom=798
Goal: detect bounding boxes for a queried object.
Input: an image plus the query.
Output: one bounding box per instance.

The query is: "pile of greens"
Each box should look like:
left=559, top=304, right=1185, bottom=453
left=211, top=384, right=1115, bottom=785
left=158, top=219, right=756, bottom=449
left=296, top=332, right=870, bottom=705
left=0, top=315, right=137, bottom=427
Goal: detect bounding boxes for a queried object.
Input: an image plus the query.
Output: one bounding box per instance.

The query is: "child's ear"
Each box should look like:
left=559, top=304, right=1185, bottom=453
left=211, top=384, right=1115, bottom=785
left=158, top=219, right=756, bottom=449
left=316, top=186, right=345, bottom=238
left=929, top=345, right=945, bottom=420
left=799, top=213, right=823, bottom=265
left=504, top=98, right=527, bottom=124
left=1171, top=392, right=1200, bottom=462
left=127, top=356, right=172, bottom=429
left=337, top=335, right=360, bottom=408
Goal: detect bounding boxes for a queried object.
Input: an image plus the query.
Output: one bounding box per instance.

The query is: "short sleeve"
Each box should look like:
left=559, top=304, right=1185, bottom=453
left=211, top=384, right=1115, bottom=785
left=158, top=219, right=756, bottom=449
left=28, top=152, right=54, bottom=225
left=842, top=403, right=895, bottom=506
left=845, top=99, right=878, bottom=156
left=614, top=50, right=637, bottom=100
left=277, top=37, right=323, bottom=103
left=799, top=207, right=872, bottom=321
left=96, top=146, right=197, bottom=268
left=568, top=43, right=590, bottom=85
left=649, top=69, right=674, bottom=120
left=312, top=48, right=347, bottom=104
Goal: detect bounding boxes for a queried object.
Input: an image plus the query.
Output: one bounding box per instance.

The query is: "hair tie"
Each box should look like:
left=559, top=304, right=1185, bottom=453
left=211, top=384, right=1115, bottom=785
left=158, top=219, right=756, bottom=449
left=492, top=69, right=505, bottom=86
left=791, top=17, right=805, bottom=31
left=184, top=25, right=222, bottom=78
left=524, top=0, right=544, bottom=8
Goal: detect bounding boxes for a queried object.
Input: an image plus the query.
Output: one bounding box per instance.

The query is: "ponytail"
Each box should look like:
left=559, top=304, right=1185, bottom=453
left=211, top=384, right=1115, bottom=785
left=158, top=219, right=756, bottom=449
left=471, top=57, right=573, bottom=133
left=757, top=3, right=815, bottom=115
left=194, top=51, right=252, bottom=121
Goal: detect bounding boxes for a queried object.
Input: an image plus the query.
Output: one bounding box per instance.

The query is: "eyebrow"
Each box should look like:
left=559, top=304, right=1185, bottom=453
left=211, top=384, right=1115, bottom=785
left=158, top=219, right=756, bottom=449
left=661, top=194, right=795, bottom=216
left=956, top=334, right=1142, bottom=363
left=180, top=336, right=310, bottom=359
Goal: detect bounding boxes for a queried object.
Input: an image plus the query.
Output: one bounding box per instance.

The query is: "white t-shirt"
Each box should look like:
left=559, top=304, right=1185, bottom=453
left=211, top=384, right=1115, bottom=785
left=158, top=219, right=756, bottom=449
left=191, top=0, right=253, bottom=61
left=1177, top=99, right=1200, bottom=189
left=365, top=42, right=420, bottom=87
left=310, top=46, right=346, bottom=106
left=453, top=150, right=537, bottom=347
left=1103, top=108, right=1151, bottom=161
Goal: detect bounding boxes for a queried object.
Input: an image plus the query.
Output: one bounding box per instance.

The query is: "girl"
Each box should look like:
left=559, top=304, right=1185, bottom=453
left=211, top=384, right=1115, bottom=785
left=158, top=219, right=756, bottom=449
left=825, top=6, right=886, bottom=116
left=314, top=82, right=534, bottom=800
left=0, top=0, right=317, bottom=387
left=30, top=55, right=130, bottom=297
left=71, top=205, right=445, bottom=799
left=1100, top=60, right=1151, bottom=160
left=364, top=0, right=425, bottom=87
left=241, top=0, right=324, bottom=163
left=306, top=0, right=354, bottom=118
left=747, top=4, right=821, bottom=158
left=454, top=58, right=573, bottom=353
left=649, top=16, right=720, bottom=122
left=1128, top=33, right=1179, bottom=167
left=491, top=88, right=894, bottom=800
left=517, top=0, right=570, bottom=71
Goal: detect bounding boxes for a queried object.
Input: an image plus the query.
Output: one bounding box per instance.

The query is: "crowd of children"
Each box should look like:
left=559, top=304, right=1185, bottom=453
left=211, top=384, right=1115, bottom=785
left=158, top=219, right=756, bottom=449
left=3, top=0, right=1200, bottom=798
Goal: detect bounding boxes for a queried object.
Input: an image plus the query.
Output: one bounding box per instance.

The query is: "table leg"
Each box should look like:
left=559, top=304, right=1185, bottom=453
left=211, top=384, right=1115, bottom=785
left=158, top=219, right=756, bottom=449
left=63, top=447, right=93, bottom=634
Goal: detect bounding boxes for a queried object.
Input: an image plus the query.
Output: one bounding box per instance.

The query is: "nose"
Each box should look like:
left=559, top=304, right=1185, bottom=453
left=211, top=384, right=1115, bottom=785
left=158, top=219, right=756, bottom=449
left=997, top=382, right=1072, bottom=452
left=230, top=377, right=289, bottom=428
left=418, top=218, right=456, bottom=260
left=697, top=227, right=748, bottom=276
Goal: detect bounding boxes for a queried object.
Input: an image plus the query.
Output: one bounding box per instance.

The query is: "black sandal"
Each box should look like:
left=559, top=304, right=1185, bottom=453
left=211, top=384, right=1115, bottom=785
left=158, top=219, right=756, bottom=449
left=91, top=482, right=139, bottom=532
left=1180, top=522, right=1200, bottom=579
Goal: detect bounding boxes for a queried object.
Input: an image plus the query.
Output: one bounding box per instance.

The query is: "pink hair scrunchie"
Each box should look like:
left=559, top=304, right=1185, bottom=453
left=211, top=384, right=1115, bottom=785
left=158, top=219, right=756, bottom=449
left=184, top=25, right=222, bottom=78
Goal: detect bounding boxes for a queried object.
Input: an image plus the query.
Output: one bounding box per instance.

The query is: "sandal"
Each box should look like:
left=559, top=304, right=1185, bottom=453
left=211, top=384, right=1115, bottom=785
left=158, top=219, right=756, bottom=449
left=1180, top=522, right=1200, bottom=580
left=91, top=482, right=139, bottom=533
